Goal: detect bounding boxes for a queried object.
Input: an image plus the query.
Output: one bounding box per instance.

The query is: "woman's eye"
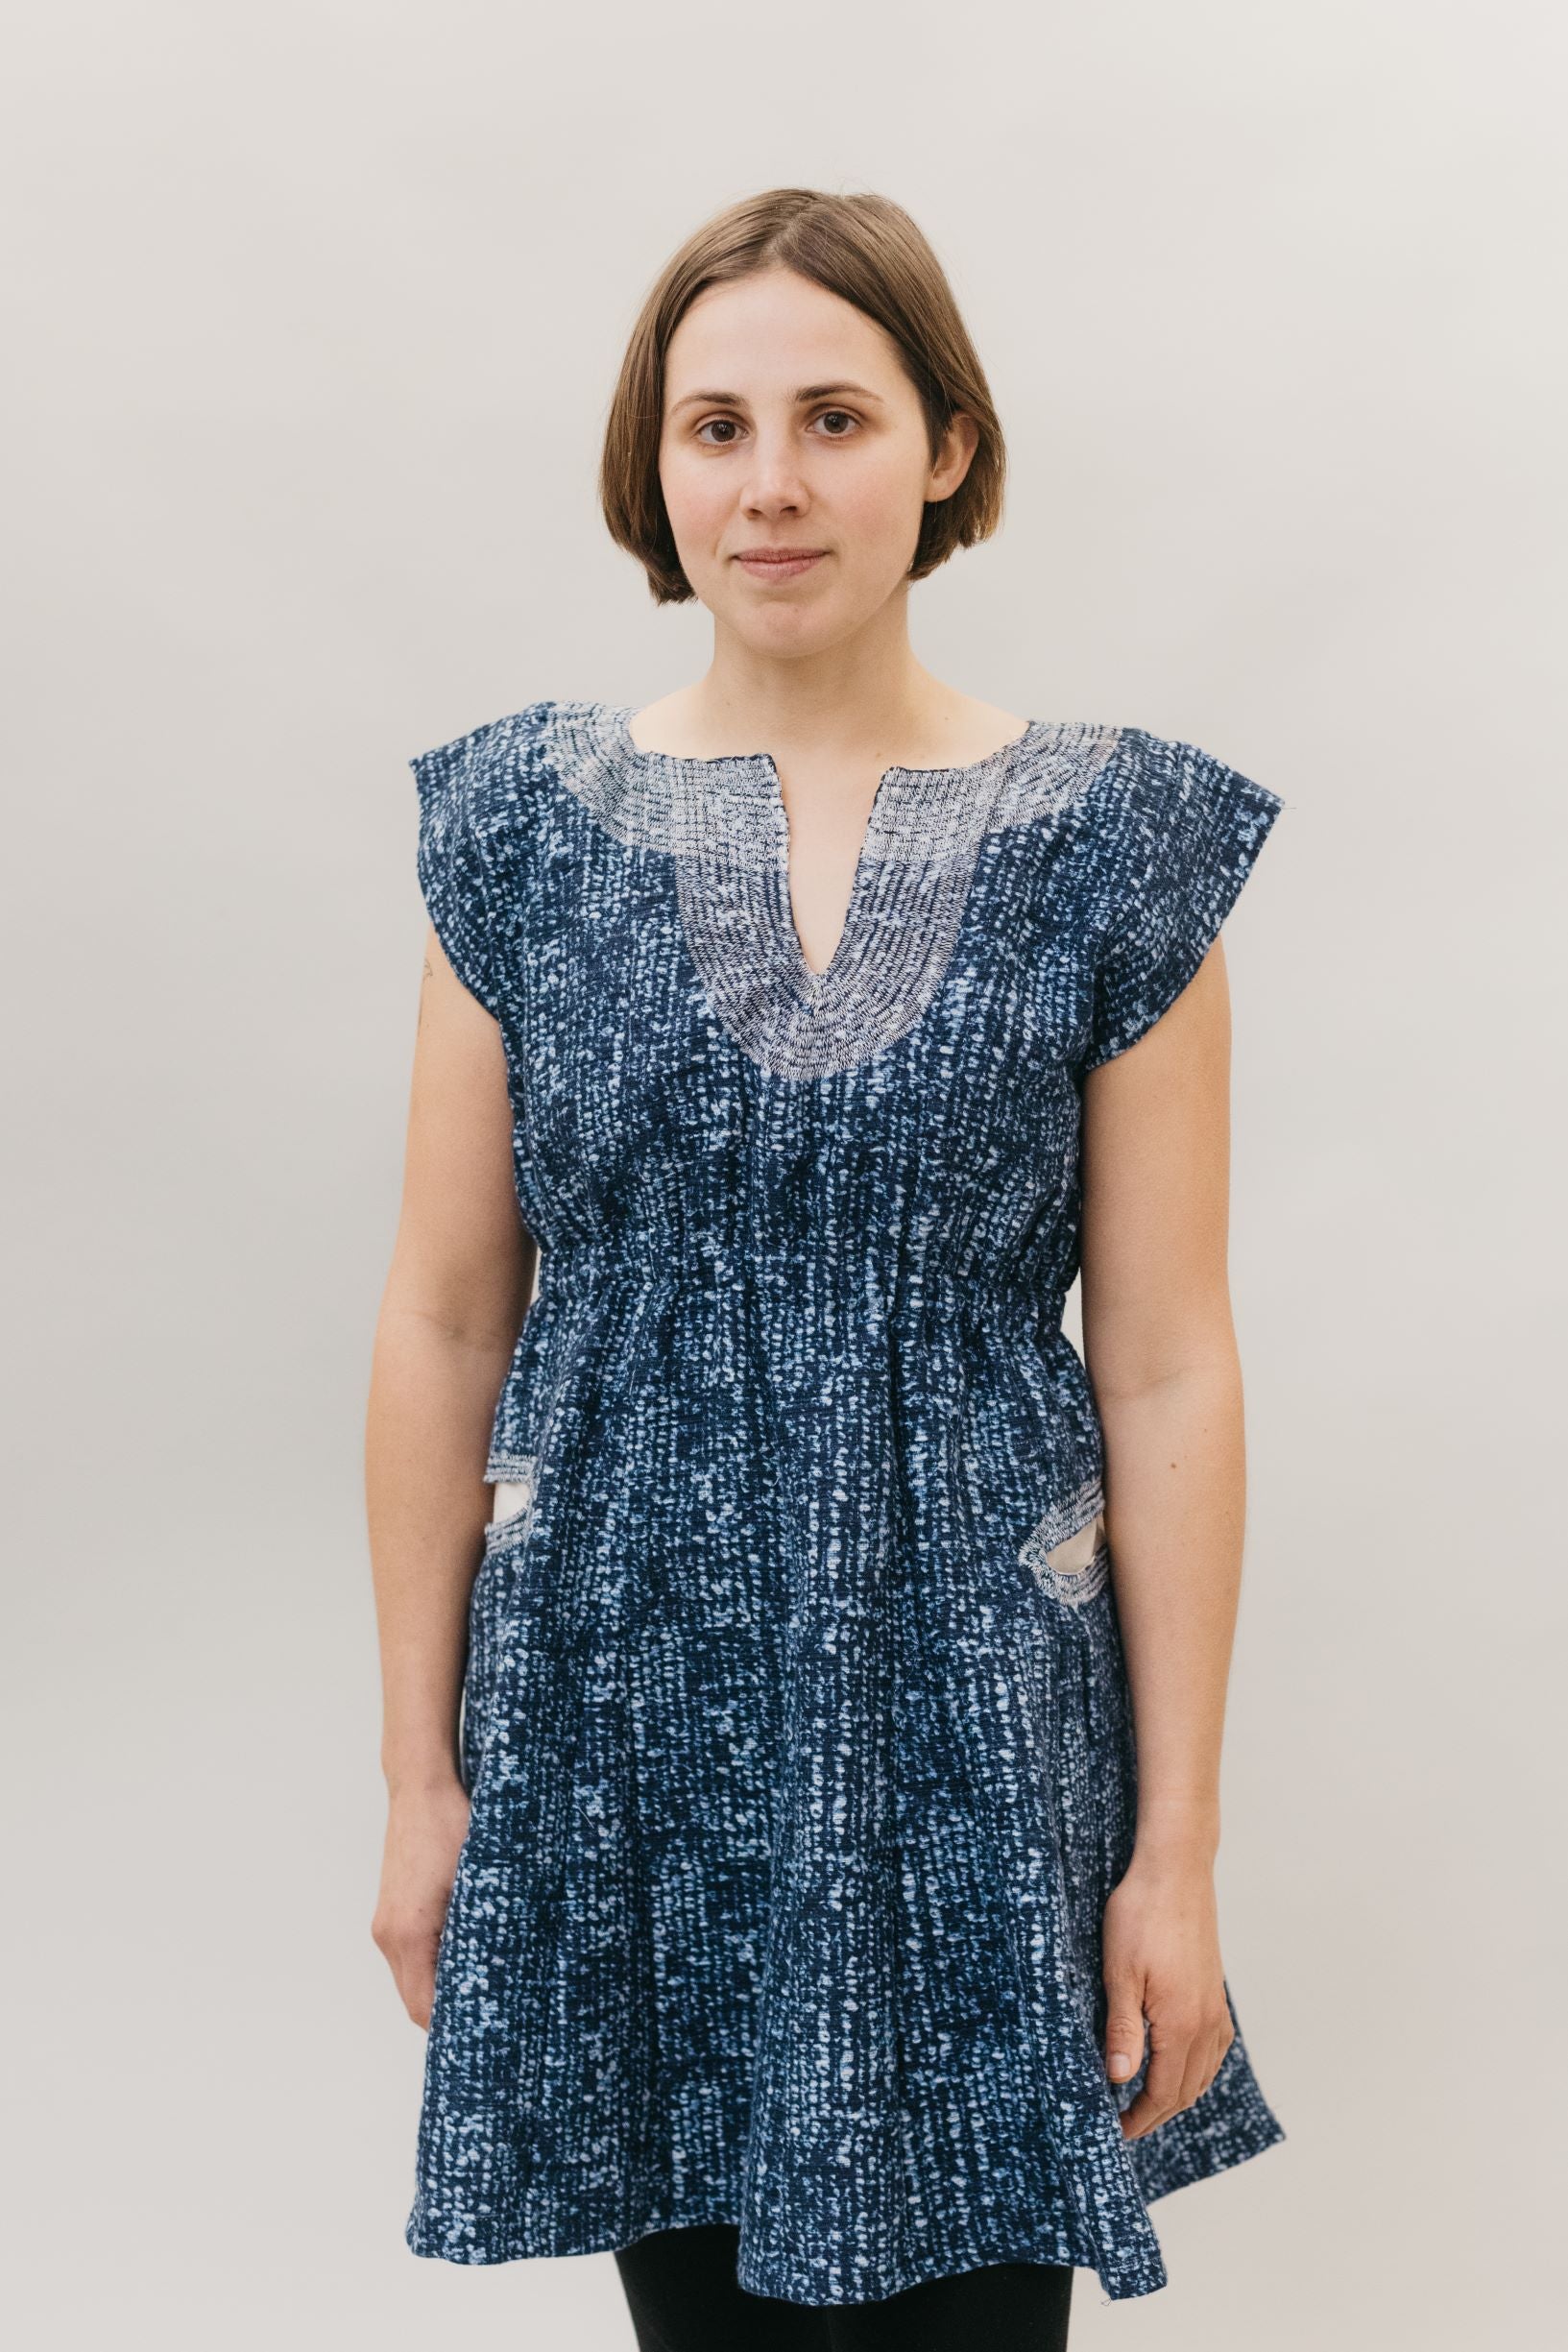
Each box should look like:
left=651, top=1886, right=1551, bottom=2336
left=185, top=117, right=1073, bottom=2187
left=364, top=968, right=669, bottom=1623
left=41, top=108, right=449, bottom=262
left=692, top=409, right=861, bottom=447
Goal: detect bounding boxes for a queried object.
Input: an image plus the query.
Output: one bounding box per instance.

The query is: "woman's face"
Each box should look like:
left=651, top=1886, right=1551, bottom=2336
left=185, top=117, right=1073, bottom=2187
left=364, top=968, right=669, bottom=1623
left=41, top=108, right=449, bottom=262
left=657, top=267, right=977, bottom=652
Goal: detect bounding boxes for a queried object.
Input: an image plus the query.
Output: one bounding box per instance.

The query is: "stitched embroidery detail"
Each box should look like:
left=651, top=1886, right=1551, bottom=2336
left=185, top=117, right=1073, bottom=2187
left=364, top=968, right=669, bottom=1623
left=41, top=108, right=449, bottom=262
left=487, top=1450, right=540, bottom=1484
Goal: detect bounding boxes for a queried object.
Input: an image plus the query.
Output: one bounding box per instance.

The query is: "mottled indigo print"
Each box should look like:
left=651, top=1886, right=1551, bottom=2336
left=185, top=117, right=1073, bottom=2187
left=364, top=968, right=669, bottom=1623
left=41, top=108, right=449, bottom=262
left=402, top=698, right=1287, bottom=2305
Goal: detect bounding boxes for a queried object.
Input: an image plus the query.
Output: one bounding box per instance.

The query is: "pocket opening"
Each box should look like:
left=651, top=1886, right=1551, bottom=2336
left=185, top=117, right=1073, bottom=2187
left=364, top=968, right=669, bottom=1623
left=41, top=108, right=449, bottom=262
left=1020, top=1477, right=1111, bottom=1608
left=483, top=1451, right=540, bottom=1554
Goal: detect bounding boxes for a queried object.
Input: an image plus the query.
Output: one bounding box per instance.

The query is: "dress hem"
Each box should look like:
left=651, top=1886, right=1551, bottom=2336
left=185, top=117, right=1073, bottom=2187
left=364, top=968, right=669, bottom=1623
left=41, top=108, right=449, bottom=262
left=404, top=2119, right=1286, bottom=2305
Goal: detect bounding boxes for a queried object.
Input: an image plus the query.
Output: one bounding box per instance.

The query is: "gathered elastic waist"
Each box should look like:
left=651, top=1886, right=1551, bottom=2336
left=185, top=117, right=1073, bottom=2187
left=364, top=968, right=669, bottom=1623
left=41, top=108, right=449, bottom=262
left=531, top=1244, right=1048, bottom=1330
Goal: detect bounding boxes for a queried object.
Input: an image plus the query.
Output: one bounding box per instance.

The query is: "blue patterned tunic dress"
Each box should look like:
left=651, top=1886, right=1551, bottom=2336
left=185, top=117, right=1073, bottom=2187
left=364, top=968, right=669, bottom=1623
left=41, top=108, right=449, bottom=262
left=402, top=696, right=1287, bottom=2305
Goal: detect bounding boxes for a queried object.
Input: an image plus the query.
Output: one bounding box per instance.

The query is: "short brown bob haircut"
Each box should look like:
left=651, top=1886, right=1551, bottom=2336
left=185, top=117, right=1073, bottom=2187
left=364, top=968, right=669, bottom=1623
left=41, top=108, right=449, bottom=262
left=600, top=187, right=1007, bottom=607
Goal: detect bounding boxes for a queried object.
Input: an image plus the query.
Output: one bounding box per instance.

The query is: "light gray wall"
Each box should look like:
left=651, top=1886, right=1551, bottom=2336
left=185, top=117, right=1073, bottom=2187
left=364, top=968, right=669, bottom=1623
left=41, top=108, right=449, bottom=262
left=4, top=4, right=1561, bottom=2344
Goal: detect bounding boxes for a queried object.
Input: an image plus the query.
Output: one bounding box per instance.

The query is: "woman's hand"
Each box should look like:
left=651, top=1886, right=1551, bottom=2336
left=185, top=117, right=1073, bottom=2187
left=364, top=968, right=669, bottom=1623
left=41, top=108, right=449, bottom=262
left=372, top=1778, right=472, bottom=2028
left=1100, top=1840, right=1236, bottom=2139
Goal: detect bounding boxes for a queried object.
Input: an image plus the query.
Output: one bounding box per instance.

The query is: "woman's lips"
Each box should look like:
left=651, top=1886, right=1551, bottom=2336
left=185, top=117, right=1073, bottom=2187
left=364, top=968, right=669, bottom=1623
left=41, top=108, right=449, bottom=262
left=734, top=550, right=826, bottom=581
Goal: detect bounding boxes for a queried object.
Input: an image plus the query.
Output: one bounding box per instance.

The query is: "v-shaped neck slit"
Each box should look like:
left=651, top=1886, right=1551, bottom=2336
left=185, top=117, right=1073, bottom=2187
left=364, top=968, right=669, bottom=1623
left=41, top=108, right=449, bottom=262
left=768, top=756, right=899, bottom=998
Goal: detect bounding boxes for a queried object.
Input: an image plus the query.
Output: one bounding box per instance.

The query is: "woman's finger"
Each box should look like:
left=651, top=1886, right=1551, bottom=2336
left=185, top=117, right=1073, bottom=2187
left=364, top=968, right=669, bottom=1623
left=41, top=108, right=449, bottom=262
left=1119, top=2016, right=1194, bottom=2140
left=1103, top=1967, right=1146, bottom=2087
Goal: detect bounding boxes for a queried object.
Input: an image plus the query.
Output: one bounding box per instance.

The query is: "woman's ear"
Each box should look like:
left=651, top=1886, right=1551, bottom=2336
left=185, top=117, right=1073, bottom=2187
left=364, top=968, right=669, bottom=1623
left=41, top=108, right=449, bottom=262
left=927, top=409, right=980, bottom=502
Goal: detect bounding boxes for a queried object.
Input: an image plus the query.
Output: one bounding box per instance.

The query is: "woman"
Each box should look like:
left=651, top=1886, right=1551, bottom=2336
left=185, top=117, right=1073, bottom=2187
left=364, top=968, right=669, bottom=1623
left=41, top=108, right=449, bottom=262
left=368, top=187, right=1287, bottom=2350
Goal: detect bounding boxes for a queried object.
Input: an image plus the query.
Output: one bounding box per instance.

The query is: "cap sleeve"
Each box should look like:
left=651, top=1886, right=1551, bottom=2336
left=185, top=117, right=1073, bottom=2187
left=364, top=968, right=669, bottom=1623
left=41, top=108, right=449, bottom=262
left=409, top=727, right=502, bottom=1016
left=1084, top=732, right=1285, bottom=1072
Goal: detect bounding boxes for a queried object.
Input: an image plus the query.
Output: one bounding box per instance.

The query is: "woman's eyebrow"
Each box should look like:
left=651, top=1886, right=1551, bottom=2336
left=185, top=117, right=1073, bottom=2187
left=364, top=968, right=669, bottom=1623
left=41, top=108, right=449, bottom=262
left=668, top=380, right=887, bottom=415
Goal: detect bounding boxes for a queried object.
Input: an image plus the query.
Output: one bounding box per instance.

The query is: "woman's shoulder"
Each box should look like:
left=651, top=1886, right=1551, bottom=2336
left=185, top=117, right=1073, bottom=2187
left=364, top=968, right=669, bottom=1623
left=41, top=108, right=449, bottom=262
left=409, top=696, right=637, bottom=807
left=1059, top=718, right=1283, bottom=822
left=1052, top=720, right=1285, bottom=888
left=408, top=696, right=560, bottom=788
left=410, top=700, right=610, bottom=862
left=408, top=701, right=602, bottom=1011
left=1067, top=722, right=1288, bottom=1069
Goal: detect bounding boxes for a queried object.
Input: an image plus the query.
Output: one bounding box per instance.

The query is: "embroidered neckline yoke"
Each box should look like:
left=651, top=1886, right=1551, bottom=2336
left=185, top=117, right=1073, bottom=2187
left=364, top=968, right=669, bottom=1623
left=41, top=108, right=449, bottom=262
left=545, top=703, right=1124, bottom=1079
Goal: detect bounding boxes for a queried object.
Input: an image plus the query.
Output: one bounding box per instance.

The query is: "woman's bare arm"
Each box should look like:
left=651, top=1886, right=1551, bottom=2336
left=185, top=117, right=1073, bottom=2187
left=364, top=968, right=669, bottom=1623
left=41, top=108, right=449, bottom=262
left=1079, top=935, right=1246, bottom=2137
left=366, top=922, right=536, bottom=2025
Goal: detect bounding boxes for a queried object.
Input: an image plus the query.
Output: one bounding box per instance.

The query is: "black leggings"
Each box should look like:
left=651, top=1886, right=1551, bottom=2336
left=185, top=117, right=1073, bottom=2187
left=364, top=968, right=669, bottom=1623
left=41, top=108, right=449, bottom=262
left=614, top=2220, right=1073, bottom=2351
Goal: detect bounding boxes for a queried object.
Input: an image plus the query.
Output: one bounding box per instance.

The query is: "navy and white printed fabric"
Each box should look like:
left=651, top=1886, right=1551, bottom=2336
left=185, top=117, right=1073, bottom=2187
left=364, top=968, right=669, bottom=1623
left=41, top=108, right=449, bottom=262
left=402, top=698, right=1286, bottom=2305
